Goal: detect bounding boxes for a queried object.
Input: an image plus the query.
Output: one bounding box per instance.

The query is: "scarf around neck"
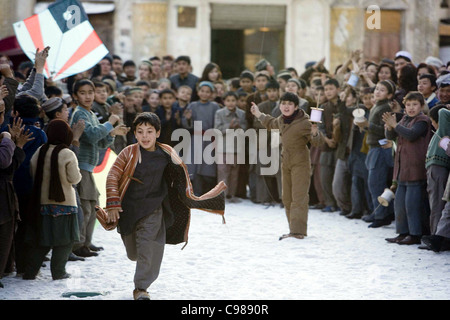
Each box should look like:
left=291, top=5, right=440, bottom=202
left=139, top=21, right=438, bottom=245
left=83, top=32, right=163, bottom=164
left=282, top=109, right=300, bottom=124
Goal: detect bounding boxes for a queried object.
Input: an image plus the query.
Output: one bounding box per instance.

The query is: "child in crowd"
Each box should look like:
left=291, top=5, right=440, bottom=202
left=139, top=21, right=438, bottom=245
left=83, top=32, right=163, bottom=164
left=0, top=101, right=32, bottom=287
left=245, top=71, right=269, bottom=129
left=213, top=80, right=226, bottom=106
left=254, top=80, right=281, bottom=204
left=237, top=70, right=255, bottom=95
left=121, top=60, right=137, bottom=83
left=422, top=108, right=450, bottom=252
left=235, top=90, right=250, bottom=199
left=92, top=81, right=112, bottom=124
left=309, top=85, right=327, bottom=210
left=143, top=89, right=160, bottom=113
left=181, top=81, right=221, bottom=195
left=346, top=87, right=374, bottom=219
left=122, top=87, right=141, bottom=146
left=24, top=120, right=82, bottom=280
left=425, top=105, right=450, bottom=235
left=332, top=86, right=356, bottom=216
left=355, top=80, right=396, bottom=227
left=282, top=78, right=310, bottom=115
left=169, top=55, right=199, bottom=100
left=417, top=74, right=439, bottom=109
left=155, top=88, right=183, bottom=147
left=237, top=91, right=248, bottom=111
left=105, top=112, right=225, bottom=300
left=215, top=91, right=247, bottom=203
left=276, top=70, right=291, bottom=94
left=318, top=78, right=341, bottom=212
left=251, top=92, right=324, bottom=240
left=175, top=85, right=192, bottom=110
left=157, top=78, right=171, bottom=91
left=41, top=97, right=86, bottom=261
left=199, top=62, right=222, bottom=84
left=41, top=97, right=70, bottom=126
left=11, top=95, right=48, bottom=275
left=383, top=92, right=432, bottom=244
left=69, top=79, right=129, bottom=258
left=138, top=60, right=153, bottom=82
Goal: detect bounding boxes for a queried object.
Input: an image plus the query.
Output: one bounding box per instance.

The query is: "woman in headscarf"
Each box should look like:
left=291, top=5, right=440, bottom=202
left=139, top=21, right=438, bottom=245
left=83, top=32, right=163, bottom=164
left=23, top=119, right=82, bottom=280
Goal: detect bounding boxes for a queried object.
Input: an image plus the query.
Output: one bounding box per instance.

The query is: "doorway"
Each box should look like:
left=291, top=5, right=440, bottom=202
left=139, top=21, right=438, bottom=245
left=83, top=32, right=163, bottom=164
left=211, top=28, right=285, bottom=79
left=210, top=4, right=286, bottom=79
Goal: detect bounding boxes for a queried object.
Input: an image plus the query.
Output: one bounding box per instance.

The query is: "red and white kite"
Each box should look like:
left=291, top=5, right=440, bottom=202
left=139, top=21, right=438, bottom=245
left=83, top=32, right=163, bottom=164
left=13, top=0, right=109, bottom=81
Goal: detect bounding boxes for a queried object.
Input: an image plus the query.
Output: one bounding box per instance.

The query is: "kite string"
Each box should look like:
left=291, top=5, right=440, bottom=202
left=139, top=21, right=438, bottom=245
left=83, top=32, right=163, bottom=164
left=50, top=25, right=67, bottom=79
left=258, top=6, right=269, bottom=61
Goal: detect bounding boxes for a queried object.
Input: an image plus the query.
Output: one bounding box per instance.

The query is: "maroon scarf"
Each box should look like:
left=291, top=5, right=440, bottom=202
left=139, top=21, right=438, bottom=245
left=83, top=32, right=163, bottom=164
left=282, top=109, right=300, bottom=124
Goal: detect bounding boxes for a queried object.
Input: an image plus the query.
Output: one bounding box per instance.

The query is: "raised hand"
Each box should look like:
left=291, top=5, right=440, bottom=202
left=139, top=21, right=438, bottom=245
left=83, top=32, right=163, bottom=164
left=15, top=127, right=35, bottom=148
left=71, top=119, right=85, bottom=141
left=8, top=116, right=24, bottom=142
left=250, top=102, right=262, bottom=118
left=0, top=85, right=8, bottom=100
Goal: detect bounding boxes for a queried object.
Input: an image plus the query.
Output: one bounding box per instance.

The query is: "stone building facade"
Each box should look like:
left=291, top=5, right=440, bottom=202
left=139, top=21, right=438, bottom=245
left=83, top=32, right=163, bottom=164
left=0, top=0, right=448, bottom=77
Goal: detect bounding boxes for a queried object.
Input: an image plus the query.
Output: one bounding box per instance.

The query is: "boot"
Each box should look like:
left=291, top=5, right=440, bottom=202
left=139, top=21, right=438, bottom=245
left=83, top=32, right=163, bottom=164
left=133, top=289, right=150, bottom=300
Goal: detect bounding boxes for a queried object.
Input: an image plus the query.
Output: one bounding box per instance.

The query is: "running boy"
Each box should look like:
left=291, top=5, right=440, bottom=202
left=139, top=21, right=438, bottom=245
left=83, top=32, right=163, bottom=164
left=105, top=112, right=226, bottom=300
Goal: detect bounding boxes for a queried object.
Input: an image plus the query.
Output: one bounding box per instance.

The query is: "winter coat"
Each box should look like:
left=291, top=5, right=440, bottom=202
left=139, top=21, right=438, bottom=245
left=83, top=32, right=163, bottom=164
left=106, top=142, right=226, bottom=246
left=258, top=109, right=323, bottom=166
left=30, top=145, right=82, bottom=207
left=12, top=118, right=47, bottom=196
left=0, top=142, right=25, bottom=225
left=387, top=113, right=432, bottom=182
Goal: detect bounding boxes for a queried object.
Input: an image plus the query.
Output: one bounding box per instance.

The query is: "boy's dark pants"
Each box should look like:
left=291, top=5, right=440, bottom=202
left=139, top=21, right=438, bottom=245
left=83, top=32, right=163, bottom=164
left=0, top=219, right=15, bottom=277
left=319, top=151, right=337, bottom=207
left=427, top=165, right=449, bottom=234
left=121, top=207, right=165, bottom=290
left=25, top=242, right=73, bottom=279
left=75, top=170, right=99, bottom=250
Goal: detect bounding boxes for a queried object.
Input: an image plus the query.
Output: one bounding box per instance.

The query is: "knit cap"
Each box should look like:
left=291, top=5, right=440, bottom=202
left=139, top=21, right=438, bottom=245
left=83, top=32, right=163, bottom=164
left=41, top=97, right=64, bottom=113
left=240, top=70, right=254, bottom=81
left=198, top=81, right=215, bottom=91
left=255, top=59, right=269, bottom=71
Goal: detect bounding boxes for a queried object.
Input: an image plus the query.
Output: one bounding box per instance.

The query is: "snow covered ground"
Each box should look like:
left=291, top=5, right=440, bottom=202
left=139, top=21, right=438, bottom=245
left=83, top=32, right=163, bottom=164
left=0, top=199, right=449, bottom=300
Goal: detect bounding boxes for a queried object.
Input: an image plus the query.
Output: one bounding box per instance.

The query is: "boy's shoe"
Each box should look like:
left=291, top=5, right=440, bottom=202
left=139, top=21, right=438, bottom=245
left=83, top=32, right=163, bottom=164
left=68, top=253, right=85, bottom=261
left=385, top=234, right=407, bottom=243
left=73, top=246, right=98, bottom=257
left=309, top=203, right=324, bottom=210
left=89, top=244, right=104, bottom=251
left=362, top=213, right=375, bottom=223
left=22, top=273, right=36, bottom=280
left=345, top=212, right=362, bottom=219
left=133, top=289, right=151, bottom=300
left=321, top=206, right=337, bottom=213
left=279, top=233, right=305, bottom=240
left=421, top=235, right=444, bottom=252
left=397, top=235, right=421, bottom=245
left=368, top=218, right=392, bottom=228
left=53, top=273, right=71, bottom=280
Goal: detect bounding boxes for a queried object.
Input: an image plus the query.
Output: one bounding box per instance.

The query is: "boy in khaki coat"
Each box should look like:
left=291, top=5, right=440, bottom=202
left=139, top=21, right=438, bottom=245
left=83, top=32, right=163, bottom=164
left=251, top=92, right=323, bottom=239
